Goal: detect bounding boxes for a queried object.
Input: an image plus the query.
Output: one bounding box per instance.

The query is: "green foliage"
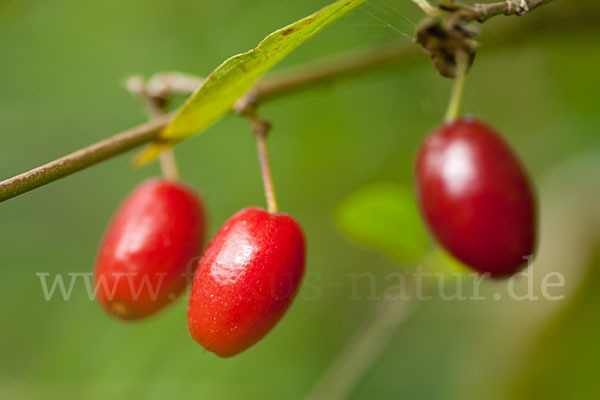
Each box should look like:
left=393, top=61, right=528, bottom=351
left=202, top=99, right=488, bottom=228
left=335, top=182, right=431, bottom=265
left=135, top=0, right=366, bottom=165
left=3, top=0, right=600, bottom=398
left=421, top=247, right=472, bottom=276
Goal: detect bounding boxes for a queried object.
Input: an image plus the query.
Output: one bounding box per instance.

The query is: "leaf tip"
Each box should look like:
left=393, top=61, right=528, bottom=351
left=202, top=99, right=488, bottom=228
left=133, top=143, right=168, bottom=167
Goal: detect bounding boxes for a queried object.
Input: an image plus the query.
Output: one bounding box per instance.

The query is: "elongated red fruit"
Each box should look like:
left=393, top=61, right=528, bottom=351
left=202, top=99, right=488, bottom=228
left=187, top=207, right=305, bottom=358
left=95, top=178, right=206, bottom=320
left=415, top=118, right=536, bottom=277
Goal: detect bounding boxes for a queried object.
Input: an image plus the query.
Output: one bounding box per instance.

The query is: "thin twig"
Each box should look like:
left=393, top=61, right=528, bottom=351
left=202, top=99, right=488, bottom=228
left=410, top=0, right=447, bottom=16
left=306, top=281, right=421, bottom=400
left=0, top=40, right=418, bottom=203
left=125, top=75, right=180, bottom=181
left=0, top=0, right=557, bottom=203
left=412, top=0, right=555, bottom=22
left=125, top=75, right=163, bottom=119
left=466, top=0, right=555, bottom=22
left=0, top=115, right=173, bottom=203
left=145, top=72, right=205, bottom=100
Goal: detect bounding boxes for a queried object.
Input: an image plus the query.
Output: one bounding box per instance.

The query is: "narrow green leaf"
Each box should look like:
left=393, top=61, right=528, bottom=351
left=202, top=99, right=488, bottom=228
left=335, top=182, right=431, bottom=265
left=135, top=0, right=366, bottom=165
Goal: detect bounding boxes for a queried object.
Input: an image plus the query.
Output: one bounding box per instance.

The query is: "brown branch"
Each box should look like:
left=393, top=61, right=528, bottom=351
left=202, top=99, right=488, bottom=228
left=411, top=0, right=555, bottom=21
left=0, top=0, right=558, bottom=203
left=0, top=40, right=418, bottom=203
left=125, top=75, right=180, bottom=181
left=465, top=0, right=556, bottom=22
left=0, top=115, right=173, bottom=203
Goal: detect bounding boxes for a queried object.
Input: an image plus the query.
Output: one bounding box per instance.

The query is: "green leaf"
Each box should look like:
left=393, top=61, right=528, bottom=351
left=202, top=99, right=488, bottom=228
left=135, top=0, right=366, bottom=165
left=335, top=182, right=431, bottom=265
left=420, top=247, right=471, bottom=277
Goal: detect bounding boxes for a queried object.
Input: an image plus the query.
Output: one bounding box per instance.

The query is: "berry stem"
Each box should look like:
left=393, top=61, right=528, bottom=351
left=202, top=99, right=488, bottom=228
left=158, top=149, right=180, bottom=181
left=444, top=51, right=469, bottom=123
left=247, top=110, right=279, bottom=213
left=126, top=75, right=180, bottom=181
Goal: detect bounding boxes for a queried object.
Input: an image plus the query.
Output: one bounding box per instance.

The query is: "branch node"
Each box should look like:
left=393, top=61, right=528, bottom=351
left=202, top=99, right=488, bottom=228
left=253, top=118, right=272, bottom=139
left=505, top=0, right=515, bottom=16
left=124, top=75, right=146, bottom=97
left=124, top=75, right=167, bottom=117
left=0, top=0, right=556, bottom=203
left=234, top=88, right=259, bottom=116
left=517, top=0, right=531, bottom=16
left=125, top=75, right=179, bottom=180
left=146, top=72, right=204, bottom=99
left=415, top=18, right=479, bottom=78
left=244, top=108, right=272, bottom=140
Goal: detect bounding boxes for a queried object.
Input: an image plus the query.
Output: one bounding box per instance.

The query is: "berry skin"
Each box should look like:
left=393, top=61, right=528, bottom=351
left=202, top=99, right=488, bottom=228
left=95, top=178, right=206, bottom=320
left=415, top=118, right=536, bottom=277
left=187, top=207, right=306, bottom=358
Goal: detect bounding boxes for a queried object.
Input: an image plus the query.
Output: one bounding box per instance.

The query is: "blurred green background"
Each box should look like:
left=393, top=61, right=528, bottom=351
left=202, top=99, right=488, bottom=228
left=1, top=0, right=599, bottom=399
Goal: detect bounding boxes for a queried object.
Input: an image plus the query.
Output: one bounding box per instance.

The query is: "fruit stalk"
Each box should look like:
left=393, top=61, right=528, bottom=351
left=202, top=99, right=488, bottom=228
left=126, top=76, right=180, bottom=181
left=158, top=150, right=179, bottom=182
left=0, top=0, right=559, bottom=203
left=247, top=110, right=279, bottom=213
left=444, top=51, right=469, bottom=123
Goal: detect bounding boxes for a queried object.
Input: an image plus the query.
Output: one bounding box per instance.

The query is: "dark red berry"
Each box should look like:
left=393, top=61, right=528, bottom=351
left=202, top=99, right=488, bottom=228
left=187, top=207, right=305, bottom=358
left=95, top=178, right=206, bottom=320
left=415, top=118, right=536, bottom=277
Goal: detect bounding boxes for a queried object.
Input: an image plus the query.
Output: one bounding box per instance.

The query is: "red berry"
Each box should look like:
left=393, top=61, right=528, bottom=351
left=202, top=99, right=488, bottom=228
left=187, top=207, right=305, bottom=358
left=415, top=118, right=536, bottom=277
left=95, top=178, right=206, bottom=320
